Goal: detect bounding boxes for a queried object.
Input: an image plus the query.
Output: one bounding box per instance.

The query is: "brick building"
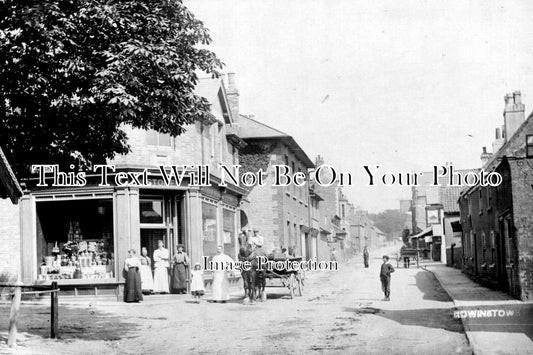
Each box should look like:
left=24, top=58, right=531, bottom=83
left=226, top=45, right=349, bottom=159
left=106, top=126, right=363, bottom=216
left=459, top=91, right=533, bottom=300
left=17, top=76, right=247, bottom=290
left=238, top=114, right=314, bottom=256
left=410, top=166, right=477, bottom=263
left=0, top=147, right=23, bottom=282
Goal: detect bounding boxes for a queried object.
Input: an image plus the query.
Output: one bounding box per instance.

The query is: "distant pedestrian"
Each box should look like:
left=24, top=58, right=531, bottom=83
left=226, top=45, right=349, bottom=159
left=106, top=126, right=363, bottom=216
left=190, top=263, right=205, bottom=303
left=330, top=248, right=337, bottom=262
left=363, top=246, right=369, bottom=268
left=124, top=249, right=143, bottom=303
left=379, top=255, right=395, bottom=301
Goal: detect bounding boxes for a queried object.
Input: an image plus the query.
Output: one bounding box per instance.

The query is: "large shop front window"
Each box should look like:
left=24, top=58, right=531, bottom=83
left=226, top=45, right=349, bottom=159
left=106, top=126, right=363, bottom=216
left=36, top=199, right=114, bottom=281
left=202, top=202, right=218, bottom=257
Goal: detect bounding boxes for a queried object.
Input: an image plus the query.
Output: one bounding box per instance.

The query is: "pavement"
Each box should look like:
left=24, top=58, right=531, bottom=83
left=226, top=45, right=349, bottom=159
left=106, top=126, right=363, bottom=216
left=424, top=262, right=533, bottom=355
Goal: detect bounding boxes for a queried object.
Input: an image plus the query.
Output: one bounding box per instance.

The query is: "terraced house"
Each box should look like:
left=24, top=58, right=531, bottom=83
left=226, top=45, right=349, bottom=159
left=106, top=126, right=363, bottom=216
left=459, top=91, right=533, bottom=300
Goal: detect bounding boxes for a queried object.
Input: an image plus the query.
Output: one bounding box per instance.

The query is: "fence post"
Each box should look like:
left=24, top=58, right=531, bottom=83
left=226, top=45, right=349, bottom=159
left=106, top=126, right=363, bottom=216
left=7, top=281, right=22, bottom=348
left=50, top=281, right=59, bottom=339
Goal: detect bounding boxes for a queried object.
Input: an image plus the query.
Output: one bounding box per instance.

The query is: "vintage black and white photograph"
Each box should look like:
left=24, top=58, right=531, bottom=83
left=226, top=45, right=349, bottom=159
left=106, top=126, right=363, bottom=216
left=1, top=0, right=533, bottom=354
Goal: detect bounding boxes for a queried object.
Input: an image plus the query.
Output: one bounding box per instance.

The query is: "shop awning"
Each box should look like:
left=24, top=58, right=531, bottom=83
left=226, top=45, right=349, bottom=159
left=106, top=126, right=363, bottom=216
left=410, top=226, right=432, bottom=240
left=320, top=227, right=332, bottom=235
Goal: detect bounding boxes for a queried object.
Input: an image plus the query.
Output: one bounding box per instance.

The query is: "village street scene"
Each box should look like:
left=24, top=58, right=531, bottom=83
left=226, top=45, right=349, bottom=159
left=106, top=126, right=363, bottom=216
left=1, top=1, right=533, bottom=354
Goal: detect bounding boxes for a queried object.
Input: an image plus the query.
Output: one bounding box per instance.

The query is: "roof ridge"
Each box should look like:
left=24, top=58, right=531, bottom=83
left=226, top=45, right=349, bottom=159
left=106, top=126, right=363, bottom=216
left=239, top=114, right=289, bottom=136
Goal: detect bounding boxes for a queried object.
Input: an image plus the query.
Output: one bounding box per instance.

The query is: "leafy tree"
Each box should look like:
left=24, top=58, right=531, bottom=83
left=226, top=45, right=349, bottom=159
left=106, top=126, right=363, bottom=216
left=368, top=209, right=409, bottom=241
left=0, top=0, right=223, bottom=177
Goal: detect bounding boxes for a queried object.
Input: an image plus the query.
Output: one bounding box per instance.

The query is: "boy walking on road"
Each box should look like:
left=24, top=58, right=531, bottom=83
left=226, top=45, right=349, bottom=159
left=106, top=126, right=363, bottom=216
left=380, top=255, right=394, bottom=301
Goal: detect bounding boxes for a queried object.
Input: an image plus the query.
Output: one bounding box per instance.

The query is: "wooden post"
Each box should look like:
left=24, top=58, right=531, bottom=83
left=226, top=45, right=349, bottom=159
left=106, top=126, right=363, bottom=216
left=50, top=281, right=59, bottom=339
left=7, top=282, right=22, bottom=348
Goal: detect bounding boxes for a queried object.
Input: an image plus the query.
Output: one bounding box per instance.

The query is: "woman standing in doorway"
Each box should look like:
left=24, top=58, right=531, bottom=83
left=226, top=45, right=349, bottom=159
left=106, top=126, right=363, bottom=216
left=153, top=240, right=170, bottom=294
left=124, top=249, right=143, bottom=303
left=139, top=247, right=154, bottom=294
left=172, top=244, right=189, bottom=294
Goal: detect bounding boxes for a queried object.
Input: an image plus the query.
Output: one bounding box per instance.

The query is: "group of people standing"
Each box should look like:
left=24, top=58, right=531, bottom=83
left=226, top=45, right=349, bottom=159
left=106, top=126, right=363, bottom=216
left=123, top=240, right=236, bottom=304
left=123, top=240, right=193, bottom=302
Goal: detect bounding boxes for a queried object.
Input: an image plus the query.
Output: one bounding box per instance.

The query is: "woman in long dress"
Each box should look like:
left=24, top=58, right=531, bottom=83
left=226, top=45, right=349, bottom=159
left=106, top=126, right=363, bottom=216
left=363, top=246, right=369, bottom=268
left=172, top=245, right=189, bottom=294
left=153, top=240, right=170, bottom=294
left=124, top=249, right=143, bottom=303
left=211, top=245, right=234, bottom=303
left=139, top=247, right=154, bottom=294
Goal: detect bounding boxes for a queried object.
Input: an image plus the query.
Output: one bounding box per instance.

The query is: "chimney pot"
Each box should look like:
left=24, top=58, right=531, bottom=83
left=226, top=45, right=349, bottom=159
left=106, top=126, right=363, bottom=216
left=503, top=90, right=525, bottom=142
left=513, top=91, right=522, bottom=104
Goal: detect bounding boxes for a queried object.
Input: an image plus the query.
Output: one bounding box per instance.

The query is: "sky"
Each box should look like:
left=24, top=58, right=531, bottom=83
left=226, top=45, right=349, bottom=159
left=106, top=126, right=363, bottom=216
left=185, top=0, right=533, bottom=212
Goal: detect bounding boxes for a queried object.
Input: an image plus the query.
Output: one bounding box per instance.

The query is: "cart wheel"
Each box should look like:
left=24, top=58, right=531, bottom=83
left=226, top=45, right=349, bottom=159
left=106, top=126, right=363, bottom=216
left=289, top=273, right=295, bottom=299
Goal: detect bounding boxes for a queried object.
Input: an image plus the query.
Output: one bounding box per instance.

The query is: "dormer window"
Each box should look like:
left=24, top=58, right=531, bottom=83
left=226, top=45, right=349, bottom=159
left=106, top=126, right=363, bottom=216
left=527, top=135, right=533, bottom=157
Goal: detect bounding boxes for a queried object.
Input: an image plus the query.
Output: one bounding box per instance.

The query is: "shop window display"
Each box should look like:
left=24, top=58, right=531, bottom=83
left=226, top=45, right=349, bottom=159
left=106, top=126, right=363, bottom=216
left=36, top=199, right=115, bottom=281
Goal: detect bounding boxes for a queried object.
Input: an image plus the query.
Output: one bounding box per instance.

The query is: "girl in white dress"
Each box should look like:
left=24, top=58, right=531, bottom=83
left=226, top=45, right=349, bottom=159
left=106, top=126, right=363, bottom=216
left=153, top=240, right=170, bottom=294
left=190, top=262, right=205, bottom=303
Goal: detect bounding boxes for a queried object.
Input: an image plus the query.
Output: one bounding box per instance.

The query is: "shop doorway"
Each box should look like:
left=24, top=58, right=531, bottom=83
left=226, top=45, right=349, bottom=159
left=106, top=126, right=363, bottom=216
left=140, top=229, right=167, bottom=267
left=139, top=193, right=185, bottom=266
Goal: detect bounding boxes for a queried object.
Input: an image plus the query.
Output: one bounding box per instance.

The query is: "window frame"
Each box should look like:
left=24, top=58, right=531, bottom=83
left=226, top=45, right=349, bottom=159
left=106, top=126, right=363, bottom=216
left=526, top=134, right=533, bottom=157
left=146, top=130, right=173, bottom=148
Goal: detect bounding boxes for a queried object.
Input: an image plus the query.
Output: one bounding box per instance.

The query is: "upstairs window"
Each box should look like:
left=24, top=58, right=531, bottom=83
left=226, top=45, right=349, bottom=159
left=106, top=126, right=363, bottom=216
left=146, top=130, right=172, bottom=147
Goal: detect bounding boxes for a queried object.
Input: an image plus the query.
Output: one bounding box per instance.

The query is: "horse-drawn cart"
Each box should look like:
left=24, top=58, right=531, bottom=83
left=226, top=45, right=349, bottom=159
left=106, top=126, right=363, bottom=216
left=264, top=257, right=304, bottom=299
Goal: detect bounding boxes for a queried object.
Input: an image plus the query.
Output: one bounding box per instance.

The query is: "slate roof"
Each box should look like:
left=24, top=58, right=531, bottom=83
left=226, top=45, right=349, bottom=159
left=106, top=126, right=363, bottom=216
left=195, top=77, right=233, bottom=124
left=439, top=186, right=465, bottom=213
left=461, top=110, right=533, bottom=197
left=0, top=147, right=22, bottom=203
left=238, top=115, right=314, bottom=168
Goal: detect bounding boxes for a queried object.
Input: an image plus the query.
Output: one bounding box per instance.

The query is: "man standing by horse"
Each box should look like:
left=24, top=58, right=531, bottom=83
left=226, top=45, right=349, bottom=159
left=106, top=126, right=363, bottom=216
left=239, top=229, right=268, bottom=304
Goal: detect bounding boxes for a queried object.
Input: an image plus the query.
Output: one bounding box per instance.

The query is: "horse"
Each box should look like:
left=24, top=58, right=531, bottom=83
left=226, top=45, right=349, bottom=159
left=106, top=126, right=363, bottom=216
left=238, top=234, right=267, bottom=304
left=239, top=243, right=256, bottom=304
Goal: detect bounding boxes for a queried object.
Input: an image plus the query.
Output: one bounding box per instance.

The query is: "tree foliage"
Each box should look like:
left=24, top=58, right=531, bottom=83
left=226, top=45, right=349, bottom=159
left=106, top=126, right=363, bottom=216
left=368, top=209, right=409, bottom=241
left=0, top=0, right=223, bottom=177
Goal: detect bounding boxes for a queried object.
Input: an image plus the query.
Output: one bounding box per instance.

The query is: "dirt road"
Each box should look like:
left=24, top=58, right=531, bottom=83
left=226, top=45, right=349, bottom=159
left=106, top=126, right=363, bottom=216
left=0, top=249, right=471, bottom=354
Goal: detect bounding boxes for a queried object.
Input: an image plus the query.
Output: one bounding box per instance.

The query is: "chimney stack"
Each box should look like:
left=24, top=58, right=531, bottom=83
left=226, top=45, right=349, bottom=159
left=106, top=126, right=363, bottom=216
left=480, top=146, right=493, bottom=167
left=503, top=91, right=525, bottom=142
left=492, top=127, right=505, bottom=153
left=315, top=155, right=324, bottom=167
left=226, top=72, right=239, bottom=121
